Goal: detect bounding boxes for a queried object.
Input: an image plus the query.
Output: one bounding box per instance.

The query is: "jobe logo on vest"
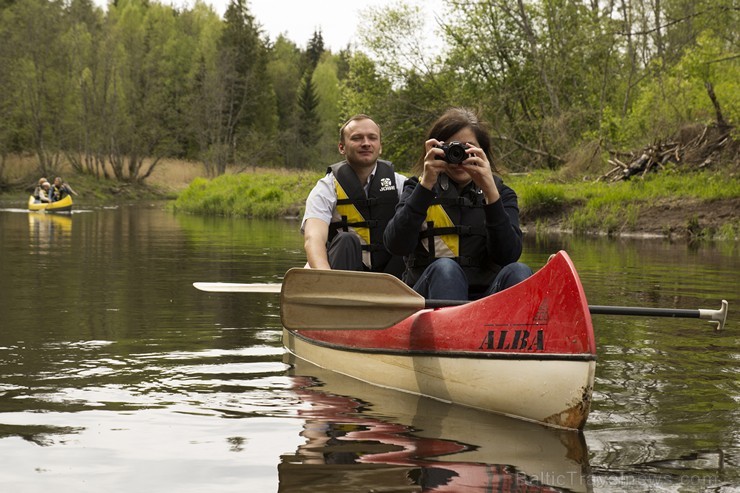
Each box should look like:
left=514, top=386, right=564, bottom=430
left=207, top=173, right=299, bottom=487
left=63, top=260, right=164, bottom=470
left=379, top=177, right=395, bottom=192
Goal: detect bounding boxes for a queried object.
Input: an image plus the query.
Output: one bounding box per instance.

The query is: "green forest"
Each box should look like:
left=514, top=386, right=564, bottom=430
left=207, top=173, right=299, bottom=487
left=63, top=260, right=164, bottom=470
left=0, top=0, right=737, bottom=186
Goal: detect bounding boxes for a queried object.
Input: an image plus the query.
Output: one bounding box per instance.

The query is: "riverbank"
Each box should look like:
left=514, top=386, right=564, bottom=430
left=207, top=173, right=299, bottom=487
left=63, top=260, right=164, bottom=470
left=2, top=158, right=738, bottom=240
left=166, top=167, right=739, bottom=241
left=521, top=194, right=740, bottom=240
left=508, top=171, right=740, bottom=240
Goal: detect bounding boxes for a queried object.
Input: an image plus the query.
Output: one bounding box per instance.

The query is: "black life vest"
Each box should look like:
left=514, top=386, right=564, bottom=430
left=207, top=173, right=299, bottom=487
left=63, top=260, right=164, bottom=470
left=52, top=186, right=62, bottom=201
left=328, top=160, right=400, bottom=273
left=405, top=175, right=505, bottom=290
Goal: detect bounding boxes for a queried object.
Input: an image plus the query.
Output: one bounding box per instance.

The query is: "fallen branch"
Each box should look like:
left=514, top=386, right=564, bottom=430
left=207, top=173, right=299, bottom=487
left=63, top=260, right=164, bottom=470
left=600, top=123, right=736, bottom=181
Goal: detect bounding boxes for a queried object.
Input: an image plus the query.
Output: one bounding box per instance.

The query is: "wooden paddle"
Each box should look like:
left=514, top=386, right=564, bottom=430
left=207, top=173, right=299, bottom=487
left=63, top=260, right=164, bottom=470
left=194, top=269, right=728, bottom=331
left=279, top=268, right=466, bottom=330
left=193, top=282, right=281, bottom=293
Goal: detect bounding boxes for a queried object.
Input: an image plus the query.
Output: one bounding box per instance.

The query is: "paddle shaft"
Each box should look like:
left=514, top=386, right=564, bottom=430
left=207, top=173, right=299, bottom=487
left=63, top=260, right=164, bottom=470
left=590, top=301, right=728, bottom=330
left=194, top=281, right=726, bottom=329
left=435, top=302, right=721, bottom=321
left=590, top=305, right=700, bottom=318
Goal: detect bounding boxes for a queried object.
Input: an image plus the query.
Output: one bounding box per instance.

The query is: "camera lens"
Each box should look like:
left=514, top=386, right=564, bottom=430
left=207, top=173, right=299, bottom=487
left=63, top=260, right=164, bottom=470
left=446, top=143, right=467, bottom=164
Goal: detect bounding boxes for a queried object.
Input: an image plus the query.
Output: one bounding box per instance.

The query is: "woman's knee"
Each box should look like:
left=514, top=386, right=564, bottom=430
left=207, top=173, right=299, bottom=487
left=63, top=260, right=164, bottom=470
left=427, top=257, right=465, bottom=279
left=495, top=262, right=533, bottom=291
left=507, top=262, right=533, bottom=282
left=415, top=258, right=468, bottom=300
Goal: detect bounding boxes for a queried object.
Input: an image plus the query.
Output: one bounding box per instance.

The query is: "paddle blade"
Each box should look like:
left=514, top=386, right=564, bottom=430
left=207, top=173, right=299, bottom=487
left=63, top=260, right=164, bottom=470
left=280, top=268, right=426, bottom=330
left=193, top=282, right=282, bottom=293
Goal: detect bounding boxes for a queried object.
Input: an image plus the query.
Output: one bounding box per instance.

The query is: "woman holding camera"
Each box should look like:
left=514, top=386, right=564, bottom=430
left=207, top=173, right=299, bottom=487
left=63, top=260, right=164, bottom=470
left=383, top=107, right=532, bottom=301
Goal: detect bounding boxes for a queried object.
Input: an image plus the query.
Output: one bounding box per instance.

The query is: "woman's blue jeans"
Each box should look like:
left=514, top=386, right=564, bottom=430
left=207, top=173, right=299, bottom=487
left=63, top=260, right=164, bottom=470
left=412, top=257, right=533, bottom=301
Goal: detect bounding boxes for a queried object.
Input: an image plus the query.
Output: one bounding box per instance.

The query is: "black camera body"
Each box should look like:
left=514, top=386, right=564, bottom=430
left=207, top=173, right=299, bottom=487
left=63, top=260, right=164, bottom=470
left=435, top=141, right=470, bottom=165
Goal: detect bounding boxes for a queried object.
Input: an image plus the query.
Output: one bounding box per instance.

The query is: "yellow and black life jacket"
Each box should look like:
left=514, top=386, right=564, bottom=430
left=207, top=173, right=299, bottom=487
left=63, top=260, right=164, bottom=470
left=328, top=160, right=400, bottom=274
left=406, top=175, right=504, bottom=290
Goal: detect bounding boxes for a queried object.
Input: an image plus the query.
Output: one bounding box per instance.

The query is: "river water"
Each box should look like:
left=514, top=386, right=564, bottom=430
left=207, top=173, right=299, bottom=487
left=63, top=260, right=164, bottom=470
left=0, top=203, right=738, bottom=492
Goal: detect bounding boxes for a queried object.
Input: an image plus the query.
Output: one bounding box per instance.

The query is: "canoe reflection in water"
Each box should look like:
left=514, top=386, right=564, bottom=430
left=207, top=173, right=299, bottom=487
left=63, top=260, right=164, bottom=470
left=279, top=357, right=592, bottom=493
left=28, top=212, right=72, bottom=252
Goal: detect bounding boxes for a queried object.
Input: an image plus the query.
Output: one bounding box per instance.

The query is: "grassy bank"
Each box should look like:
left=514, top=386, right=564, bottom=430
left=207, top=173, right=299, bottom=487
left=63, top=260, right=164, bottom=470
left=510, top=170, right=740, bottom=239
left=172, top=170, right=323, bottom=218
left=172, top=168, right=739, bottom=240
left=3, top=153, right=736, bottom=240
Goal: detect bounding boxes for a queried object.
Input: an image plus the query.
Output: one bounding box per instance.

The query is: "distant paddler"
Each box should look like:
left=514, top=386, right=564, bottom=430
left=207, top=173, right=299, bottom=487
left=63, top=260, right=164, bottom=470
left=32, top=178, right=52, bottom=204
left=51, top=176, right=79, bottom=202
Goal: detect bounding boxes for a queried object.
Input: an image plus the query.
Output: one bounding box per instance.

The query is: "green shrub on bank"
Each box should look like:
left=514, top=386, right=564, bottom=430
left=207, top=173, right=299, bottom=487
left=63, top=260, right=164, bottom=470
left=509, top=170, right=738, bottom=236
left=172, top=171, right=322, bottom=217
left=511, top=170, right=737, bottom=205
left=517, top=181, right=568, bottom=217
left=173, top=168, right=738, bottom=239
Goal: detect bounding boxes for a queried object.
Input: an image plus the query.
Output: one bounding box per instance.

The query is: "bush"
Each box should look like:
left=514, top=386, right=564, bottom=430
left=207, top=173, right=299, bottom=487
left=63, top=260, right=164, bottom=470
left=518, top=182, right=567, bottom=218
left=172, top=171, right=322, bottom=218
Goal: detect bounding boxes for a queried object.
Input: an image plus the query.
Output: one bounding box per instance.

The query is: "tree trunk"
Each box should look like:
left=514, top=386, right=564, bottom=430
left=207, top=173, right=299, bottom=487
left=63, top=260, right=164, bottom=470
left=705, top=81, right=728, bottom=129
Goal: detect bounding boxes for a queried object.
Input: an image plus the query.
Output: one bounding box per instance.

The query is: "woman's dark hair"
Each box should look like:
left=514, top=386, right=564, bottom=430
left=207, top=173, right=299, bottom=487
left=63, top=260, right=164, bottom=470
left=413, top=107, right=498, bottom=175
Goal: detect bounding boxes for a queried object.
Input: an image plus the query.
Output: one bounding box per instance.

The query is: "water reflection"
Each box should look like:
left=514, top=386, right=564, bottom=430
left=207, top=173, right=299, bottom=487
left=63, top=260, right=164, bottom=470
left=0, top=204, right=738, bottom=492
left=281, top=356, right=592, bottom=492
left=28, top=212, right=72, bottom=252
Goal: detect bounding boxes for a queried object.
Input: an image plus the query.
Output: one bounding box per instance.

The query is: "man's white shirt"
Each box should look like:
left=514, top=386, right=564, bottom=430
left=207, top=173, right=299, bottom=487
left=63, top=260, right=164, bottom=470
left=301, top=164, right=406, bottom=233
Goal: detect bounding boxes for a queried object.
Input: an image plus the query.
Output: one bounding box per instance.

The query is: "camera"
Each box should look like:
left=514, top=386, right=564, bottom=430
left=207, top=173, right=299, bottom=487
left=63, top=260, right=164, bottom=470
left=435, top=141, right=470, bottom=165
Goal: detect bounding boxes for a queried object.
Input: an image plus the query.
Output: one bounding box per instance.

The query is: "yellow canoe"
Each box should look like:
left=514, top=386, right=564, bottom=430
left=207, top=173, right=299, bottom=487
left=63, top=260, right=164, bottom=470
left=28, top=194, right=73, bottom=213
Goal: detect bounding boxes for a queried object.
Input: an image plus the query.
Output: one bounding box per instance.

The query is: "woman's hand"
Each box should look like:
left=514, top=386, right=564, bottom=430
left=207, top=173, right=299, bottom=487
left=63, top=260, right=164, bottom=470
left=419, top=139, right=449, bottom=191
left=420, top=139, right=500, bottom=204
left=459, top=143, right=500, bottom=204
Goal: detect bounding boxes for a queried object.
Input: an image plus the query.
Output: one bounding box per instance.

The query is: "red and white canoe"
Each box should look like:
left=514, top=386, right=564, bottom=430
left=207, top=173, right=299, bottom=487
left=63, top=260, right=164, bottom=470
left=283, top=250, right=597, bottom=430
left=195, top=252, right=726, bottom=428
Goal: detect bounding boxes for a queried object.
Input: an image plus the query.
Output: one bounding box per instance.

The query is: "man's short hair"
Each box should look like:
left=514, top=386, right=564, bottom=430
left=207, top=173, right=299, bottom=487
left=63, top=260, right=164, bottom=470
left=339, top=114, right=379, bottom=144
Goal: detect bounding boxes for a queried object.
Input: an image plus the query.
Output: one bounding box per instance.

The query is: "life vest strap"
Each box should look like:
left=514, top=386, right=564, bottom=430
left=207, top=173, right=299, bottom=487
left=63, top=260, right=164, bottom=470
left=431, top=196, right=483, bottom=208
left=336, top=196, right=398, bottom=207
left=330, top=219, right=379, bottom=230
left=419, top=225, right=487, bottom=238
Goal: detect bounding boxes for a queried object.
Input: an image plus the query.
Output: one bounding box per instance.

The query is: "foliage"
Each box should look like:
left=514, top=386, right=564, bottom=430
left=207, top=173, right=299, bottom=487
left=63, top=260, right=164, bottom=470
left=266, top=35, right=303, bottom=168
left=0, top=0, right=737, bottom=184
left=172, top=170, right=323, bottom=217
left=517, top=181, right=568, bottom=217
left=619, top=31, right=740, bottom=146
left=0, top=0, right=72, bottom=175
left=209, top=0, right=276, bottom=175
left=312, top=55, right=342, bottom=164
left=171, top=166, right=738, bottom=242
left=509, top=170, right=740, bottom=235
left=296, top=74, right=321, bottom=167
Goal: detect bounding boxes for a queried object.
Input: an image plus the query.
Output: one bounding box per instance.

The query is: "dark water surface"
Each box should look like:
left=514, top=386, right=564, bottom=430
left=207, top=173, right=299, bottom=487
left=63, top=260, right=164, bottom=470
left=0, top=203, right=738, bottom=492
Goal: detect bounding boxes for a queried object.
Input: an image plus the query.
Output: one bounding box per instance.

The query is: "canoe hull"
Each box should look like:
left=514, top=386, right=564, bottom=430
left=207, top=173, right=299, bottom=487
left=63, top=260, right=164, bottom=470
left=283, top=250, right=597, bottom=430
left=28, top=195, right=73, bottom=213
left=284, top=330, right=595, bottom=429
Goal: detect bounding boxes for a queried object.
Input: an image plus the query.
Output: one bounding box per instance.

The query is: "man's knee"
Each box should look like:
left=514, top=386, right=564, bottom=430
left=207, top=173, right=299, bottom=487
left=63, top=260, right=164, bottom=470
left=330, top=231, right=361, bottom=250
left=327, top=232, right=363, bottom=271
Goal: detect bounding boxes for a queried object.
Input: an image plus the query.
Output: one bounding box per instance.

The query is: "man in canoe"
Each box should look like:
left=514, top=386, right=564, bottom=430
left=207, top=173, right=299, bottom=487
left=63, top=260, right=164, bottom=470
left=50, top=176, right=78, bottom=202
left=384, top=107, right=532, bottom=300
left=301, top=114, right=406, bottom=277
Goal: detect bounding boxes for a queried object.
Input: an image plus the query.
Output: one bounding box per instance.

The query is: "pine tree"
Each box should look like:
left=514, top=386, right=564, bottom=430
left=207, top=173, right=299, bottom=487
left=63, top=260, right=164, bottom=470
left=297, top=72, right=322, bottom=166
left=304, top=29, right=325, bottom=72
